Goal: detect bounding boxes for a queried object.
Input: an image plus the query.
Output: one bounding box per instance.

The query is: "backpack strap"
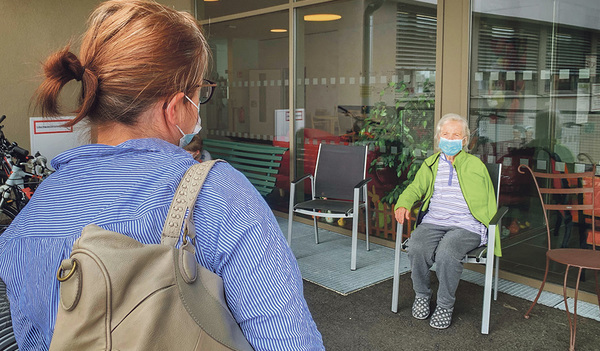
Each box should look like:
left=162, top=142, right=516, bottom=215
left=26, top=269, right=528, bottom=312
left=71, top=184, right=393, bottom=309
left=161, top=160, right=221, bottom=247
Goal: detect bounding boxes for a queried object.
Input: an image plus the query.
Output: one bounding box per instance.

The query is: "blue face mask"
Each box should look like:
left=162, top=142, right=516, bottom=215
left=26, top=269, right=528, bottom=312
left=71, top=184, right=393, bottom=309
left=177, top=95, right=203, bottom=148
left=439, top=137, right=463, bottom=156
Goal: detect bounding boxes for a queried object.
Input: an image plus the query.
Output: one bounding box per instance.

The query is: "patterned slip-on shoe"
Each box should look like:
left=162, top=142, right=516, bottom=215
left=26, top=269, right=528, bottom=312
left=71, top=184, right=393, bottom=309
left=411, top=297, right=431, bottom=320
left=429, top=306, right=453, bottom=329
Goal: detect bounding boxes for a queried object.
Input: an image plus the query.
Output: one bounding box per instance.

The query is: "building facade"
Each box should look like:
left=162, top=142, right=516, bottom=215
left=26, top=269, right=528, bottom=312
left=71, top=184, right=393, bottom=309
left=196, top=0, right=600, bottom=295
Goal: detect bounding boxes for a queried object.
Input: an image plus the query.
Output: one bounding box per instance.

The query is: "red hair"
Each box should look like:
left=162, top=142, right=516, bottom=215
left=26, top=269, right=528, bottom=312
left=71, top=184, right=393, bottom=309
left=35, top=0, right=210, bottom=127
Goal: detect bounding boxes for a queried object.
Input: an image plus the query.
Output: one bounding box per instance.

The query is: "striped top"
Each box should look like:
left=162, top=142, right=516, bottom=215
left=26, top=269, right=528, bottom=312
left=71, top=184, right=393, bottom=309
left=421, top=153, right=487, bottom=246
left=0, top=138, right=323, bottom=351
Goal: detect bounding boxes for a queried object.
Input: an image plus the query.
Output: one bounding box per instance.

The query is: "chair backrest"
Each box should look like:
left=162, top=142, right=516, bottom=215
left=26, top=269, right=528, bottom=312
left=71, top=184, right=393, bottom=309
left=518, top=164, right=597, bottom=250
left=314, top=143, right=367, bottom=201
left=485, top=163, right=502, bottom=208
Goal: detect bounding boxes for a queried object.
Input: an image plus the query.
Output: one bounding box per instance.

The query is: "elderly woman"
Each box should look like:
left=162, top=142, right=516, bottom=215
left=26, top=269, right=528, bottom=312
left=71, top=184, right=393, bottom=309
left=394, top=113, right=498, bottom=329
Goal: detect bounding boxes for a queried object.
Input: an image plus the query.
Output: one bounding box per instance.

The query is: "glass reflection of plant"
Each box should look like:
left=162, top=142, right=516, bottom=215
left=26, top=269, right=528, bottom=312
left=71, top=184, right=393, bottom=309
left=359, top=79, right=434, bottom=204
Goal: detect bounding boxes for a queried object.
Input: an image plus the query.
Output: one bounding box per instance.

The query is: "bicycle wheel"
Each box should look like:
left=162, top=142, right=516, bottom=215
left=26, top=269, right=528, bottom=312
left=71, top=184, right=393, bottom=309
left=0, top=203, right=17, bottom=235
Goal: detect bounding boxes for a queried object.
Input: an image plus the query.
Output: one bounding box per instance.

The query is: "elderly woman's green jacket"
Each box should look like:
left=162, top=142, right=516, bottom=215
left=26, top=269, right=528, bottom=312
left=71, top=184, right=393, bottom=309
left=394, top=151, right=502, bottom=256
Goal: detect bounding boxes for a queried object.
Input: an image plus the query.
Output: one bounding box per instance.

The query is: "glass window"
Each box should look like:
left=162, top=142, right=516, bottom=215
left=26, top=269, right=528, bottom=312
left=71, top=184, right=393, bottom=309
left=200, top=12, right=289, bottom=206
left=470, top=0, right=600, bottom=293
left=199, top=0, right=437, bottom=224
left=292, top=0, right=436, bottom=236
left=195, top=0, right=288, bottom=20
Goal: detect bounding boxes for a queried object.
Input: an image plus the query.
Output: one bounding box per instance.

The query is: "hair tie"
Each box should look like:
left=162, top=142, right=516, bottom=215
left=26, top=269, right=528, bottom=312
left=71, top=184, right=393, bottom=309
left=75, top=67, right=85, bottom=82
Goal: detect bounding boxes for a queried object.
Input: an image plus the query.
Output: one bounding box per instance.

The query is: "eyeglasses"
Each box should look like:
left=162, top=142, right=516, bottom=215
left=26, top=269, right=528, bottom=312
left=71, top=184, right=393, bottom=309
left=198, top=79, right=217, bottom=105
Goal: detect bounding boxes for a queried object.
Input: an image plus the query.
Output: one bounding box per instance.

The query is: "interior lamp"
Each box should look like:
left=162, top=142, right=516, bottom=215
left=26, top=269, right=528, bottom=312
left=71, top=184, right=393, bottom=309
left=303, top=14, right=342, bottom=22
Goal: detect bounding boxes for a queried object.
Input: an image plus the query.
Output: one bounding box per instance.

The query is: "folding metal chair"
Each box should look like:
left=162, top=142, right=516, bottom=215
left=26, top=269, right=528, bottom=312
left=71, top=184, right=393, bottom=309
left=519, top=164, right=600, bottom=351
left=391, top=163, right=508, bottom=334
left=287, top=143, right=371, bottom=270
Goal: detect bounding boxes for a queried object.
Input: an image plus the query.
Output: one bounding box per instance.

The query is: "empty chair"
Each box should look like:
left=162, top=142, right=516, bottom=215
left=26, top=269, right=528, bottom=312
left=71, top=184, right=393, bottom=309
left=519, top=164, right=600, bottom=351
left=287, top=143, right=371, bottom=270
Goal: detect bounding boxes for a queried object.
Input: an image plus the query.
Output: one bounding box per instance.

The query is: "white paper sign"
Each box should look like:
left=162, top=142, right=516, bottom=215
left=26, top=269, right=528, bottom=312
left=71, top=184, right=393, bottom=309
left=30, top=117, right=89, bottom=169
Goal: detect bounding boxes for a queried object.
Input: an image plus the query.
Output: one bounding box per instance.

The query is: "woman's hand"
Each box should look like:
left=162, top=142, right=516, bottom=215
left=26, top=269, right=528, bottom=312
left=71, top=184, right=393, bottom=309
left=394, top=207, right=410, bottom=224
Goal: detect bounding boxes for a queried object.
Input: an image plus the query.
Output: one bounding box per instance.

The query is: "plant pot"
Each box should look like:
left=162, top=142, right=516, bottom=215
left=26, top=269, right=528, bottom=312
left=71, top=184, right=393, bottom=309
left=375, top=167, right=399, bottom=185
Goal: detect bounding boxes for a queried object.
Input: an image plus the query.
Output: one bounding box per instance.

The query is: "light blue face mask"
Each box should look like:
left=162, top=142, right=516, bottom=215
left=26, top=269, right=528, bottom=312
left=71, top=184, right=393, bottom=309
left=177, top=95, right=203, bottom=148
left=438, top=137, right=463, bottom=156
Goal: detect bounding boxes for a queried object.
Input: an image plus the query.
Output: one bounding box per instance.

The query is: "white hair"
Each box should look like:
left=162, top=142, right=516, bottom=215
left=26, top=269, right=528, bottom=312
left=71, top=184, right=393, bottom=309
left=434, top=113, right=470, bottom=151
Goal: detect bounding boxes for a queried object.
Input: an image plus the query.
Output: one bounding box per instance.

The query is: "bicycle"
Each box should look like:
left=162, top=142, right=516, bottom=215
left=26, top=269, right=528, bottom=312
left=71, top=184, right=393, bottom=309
left=0, top=115, right=53, bottom=233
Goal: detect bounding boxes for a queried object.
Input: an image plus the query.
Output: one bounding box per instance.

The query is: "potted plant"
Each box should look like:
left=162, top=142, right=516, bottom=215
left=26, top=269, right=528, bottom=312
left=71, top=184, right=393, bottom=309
left=358, top=79, right=435, bottom=204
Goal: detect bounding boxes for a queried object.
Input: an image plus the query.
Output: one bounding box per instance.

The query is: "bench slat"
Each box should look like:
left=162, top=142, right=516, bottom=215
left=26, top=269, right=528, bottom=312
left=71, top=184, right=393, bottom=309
left=203, top=139, right=288, bottom=196
left=212, top=154, right=282, bottom=168
left=232, top=163, right=279, bottom=176
left=205, top=139, right=287, bottom=152
left=208, top=149, right=283, bottom=162
left=246, top=178, right=276, bottom=188
left=241, top=172, right=277, bottom=183
left=253, top=185, right=272, bottom=196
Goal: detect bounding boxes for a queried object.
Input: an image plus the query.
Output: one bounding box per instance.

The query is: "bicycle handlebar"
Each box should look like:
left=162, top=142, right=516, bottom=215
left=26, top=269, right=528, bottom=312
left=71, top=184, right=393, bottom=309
left=9, top=144, right=30, bottom=163
left=0, top=115, right=5, bottom=124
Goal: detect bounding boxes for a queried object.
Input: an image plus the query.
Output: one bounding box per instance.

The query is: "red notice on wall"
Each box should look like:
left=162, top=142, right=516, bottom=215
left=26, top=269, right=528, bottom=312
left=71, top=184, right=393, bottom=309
left=33, top=119, right=73, bottom=134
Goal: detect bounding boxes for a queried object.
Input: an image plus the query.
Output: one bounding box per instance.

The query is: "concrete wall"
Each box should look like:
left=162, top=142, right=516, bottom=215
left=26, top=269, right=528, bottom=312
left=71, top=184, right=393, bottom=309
left=0, top=0, right=192, bottom=152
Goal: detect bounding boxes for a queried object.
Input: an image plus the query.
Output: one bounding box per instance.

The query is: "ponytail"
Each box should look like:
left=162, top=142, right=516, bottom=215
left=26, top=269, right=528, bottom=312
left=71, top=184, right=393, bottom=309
left=35, top=46, right=98, bottom=127
left=34, top=0, right=209, bottom=129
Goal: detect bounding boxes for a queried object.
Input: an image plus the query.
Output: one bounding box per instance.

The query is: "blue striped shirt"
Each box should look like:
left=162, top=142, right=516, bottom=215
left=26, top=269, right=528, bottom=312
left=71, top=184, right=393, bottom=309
left=421, top=153, right=487, bottom=246
left=0, top=138, right=323, bottom=350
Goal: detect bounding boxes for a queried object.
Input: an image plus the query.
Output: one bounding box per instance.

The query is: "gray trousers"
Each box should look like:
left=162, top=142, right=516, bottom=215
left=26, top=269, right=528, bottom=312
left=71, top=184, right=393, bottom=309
left=407, top=223, right=481, bottom=309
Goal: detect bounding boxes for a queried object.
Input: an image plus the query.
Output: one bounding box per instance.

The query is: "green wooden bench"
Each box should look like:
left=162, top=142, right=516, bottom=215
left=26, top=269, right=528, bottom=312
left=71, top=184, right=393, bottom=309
left=203, top=139, right=288, bottom=196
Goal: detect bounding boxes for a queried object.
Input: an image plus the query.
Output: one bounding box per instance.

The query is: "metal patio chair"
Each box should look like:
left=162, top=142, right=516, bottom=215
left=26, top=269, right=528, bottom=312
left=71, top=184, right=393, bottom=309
left=287, top=143, right=371, bottom=271
left=519, top=164, right=600, bottom=351
left=391, top=163, right=508, bottom=334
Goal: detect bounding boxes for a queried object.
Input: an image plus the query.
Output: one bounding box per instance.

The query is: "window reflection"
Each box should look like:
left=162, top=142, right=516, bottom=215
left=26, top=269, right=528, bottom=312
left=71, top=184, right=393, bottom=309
left=470, top=0, right=600, bottom=293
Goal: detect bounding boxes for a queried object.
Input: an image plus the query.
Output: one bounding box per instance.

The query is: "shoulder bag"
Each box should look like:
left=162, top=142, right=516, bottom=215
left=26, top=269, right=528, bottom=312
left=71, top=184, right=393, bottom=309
left=49, top=160, right=253, bottom=351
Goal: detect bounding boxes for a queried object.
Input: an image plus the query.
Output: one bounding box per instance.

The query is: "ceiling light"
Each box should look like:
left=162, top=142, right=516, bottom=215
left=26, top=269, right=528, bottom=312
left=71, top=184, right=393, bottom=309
left=270, top=29, right=288, bottom=33
left=204, top=0, right=219, bottom=2
left=303, top=14, right=341, bottom=22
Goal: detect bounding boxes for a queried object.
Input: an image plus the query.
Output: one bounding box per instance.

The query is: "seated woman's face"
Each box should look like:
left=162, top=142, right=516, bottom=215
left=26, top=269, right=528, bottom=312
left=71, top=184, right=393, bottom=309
left=440, top=120, right=464, bottom=141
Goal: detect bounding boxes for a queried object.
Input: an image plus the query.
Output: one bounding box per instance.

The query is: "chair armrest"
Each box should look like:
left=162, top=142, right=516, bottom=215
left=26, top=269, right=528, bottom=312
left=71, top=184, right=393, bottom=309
left=291, top=174, right=313, bottom=184
left=490, top=206, right=509, bottom=226
left=353, top=177, right=372, bottom=189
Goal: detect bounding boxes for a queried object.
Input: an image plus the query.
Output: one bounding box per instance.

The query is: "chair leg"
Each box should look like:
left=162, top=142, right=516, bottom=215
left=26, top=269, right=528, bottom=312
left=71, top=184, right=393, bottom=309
left=351, top=213, right=358, bottom=271
left=524, top=256, right=551, bottom=319
left=563, top=265, right=581, bottom=351
left=391, top=223, right=403, bottom=313
left=351, top=189, right=361, bottom=271
left=494, top=255, right=500, bottom=301
left=287, top=213, right=294, bottom=246
left=595, top=270, right=600, bottom=312
left=313, top=216, right=319, bottom=244
left=363, top=186, right=370, bottom=251
left=287, top=184, right=296, bottom=246
left=481, top=250, right=495, bottom=334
